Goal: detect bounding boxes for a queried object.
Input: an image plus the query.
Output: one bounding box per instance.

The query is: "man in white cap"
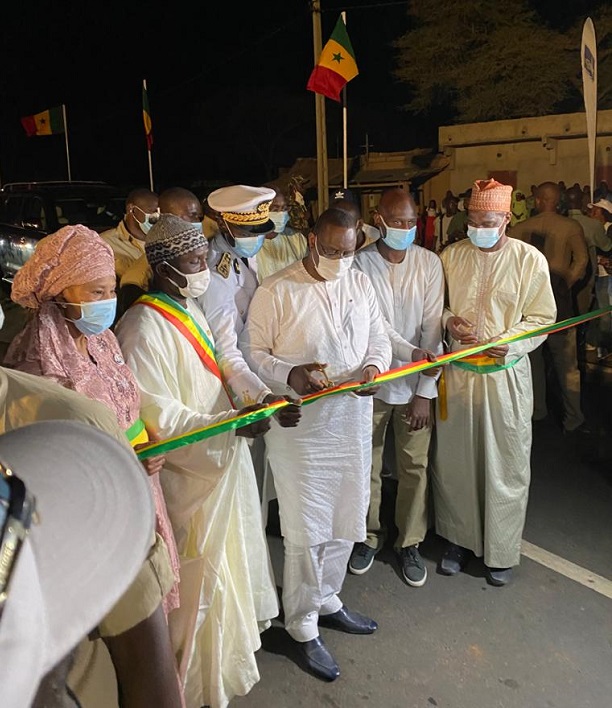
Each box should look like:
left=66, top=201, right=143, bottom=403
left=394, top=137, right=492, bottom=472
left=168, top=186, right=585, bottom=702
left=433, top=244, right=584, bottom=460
left=201, top=184, right=278, bottom=407
left=241, top=207, right=391, bottom=682
left=0, top=420, right=156, bottom=708
left=202, top=184, right=302, bottom=518
left=115, top=214, right=292, bottom=708
left=0, top=364, right=184, bottom=708
left=433, top=178, right=556, bottom=587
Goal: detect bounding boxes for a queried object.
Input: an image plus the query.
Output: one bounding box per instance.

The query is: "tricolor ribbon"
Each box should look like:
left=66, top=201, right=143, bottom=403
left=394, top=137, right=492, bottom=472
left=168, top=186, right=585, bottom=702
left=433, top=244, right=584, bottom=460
left=135, top=306, right=612, bottom=460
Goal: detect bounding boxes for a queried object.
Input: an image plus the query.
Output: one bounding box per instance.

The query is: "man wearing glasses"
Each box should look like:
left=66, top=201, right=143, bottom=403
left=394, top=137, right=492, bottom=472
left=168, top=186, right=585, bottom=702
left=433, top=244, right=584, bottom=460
left=240, top=206, right=392, bottom=682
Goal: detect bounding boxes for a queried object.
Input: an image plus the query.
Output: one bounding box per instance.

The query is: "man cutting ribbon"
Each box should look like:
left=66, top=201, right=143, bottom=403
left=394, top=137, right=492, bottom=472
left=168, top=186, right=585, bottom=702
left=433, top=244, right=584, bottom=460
left=432, top=178, right=557, bottom=587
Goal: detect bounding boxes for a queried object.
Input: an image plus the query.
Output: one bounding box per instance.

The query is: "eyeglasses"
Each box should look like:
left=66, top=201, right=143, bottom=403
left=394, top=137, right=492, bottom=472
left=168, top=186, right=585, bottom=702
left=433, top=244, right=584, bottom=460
left=316, top=239, right=354, bottom=259
left=0, top=461, right=37, bottom=619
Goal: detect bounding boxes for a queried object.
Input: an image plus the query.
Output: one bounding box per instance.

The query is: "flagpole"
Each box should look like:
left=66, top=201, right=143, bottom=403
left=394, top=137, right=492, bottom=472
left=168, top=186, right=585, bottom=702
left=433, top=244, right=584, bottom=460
left=312, top=0, right=329, bottom=214
left=62, top=104, right=72, bottom=181
left=143, top=79, right=154, bottom=192
left=341, top=10, right=348, bottom=190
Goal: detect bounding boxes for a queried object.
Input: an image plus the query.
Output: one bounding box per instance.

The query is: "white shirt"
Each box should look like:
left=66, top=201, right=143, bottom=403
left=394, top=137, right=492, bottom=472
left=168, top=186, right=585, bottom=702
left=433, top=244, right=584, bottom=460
left=196, top=233, right=271, bottom=405
left=355, top=243, right=444, bottom=404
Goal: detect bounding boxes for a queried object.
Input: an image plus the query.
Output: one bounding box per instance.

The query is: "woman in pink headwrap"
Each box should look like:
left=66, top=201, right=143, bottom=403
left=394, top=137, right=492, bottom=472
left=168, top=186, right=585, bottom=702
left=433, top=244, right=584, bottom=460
left=3, top=224, right=181, bottom=615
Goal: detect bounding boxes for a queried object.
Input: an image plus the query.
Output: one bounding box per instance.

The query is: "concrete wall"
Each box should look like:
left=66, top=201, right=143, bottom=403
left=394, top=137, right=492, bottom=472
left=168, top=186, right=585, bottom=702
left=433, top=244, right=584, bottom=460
left=427, top=109, right=612, bottom=206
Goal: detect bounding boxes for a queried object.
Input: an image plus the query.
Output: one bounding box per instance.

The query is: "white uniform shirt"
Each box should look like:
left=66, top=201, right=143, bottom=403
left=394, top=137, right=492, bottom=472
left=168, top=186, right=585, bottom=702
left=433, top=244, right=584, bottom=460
left=196, top=233, right=271, bottom=406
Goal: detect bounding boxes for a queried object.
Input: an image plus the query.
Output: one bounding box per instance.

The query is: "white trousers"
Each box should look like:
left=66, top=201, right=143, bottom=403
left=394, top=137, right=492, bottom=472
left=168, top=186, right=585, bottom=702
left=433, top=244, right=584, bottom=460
left=282, top=538, right=352, bottom=642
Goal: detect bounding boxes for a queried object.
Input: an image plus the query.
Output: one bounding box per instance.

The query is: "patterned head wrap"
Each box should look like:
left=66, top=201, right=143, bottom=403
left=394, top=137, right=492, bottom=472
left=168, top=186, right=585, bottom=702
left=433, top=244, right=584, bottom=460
left=145, top=213, right=207, bottom=267
left=11, top=225, right=115, bottom=309
left=469, top=179, right=513, bottom=213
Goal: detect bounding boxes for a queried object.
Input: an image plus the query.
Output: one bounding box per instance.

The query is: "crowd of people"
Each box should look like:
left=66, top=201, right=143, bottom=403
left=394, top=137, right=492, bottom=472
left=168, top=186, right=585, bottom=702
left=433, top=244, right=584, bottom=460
left=1, top=174, right=609, bottom=708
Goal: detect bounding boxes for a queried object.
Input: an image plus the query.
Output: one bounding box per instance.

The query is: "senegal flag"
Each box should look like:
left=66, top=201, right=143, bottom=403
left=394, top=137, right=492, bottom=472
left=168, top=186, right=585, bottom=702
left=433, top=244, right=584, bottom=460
left=307, top=15, right=358, bottom=102
left=21, top=106, right=65, bottom=137
left=143, top=82, right=153, bottom=151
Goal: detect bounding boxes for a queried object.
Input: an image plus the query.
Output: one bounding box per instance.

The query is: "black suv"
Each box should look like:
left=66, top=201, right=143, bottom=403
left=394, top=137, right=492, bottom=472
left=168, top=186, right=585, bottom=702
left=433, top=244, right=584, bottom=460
left=0, top=181, right=126, bottom=284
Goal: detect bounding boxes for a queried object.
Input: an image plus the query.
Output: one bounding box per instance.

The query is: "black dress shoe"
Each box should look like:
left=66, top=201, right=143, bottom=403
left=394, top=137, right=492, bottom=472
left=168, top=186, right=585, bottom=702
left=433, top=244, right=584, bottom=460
left=485, top=566, right=513, bottom=586
left=439, top=542, right=471, bottom=575
left=292, top=635, right=340, bottom=682
left=318, top=605, right=378, bottom=634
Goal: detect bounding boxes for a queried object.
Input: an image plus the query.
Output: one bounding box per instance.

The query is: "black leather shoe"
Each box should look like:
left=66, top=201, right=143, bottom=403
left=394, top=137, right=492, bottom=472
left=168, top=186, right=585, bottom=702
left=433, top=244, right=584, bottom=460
left=485, top=566, right=513, bottom=586
left=439, top=542, right=471, bottom=576
left=318, top=605, right=378, bottom=634
left=292, top=636, right=340, bottom=682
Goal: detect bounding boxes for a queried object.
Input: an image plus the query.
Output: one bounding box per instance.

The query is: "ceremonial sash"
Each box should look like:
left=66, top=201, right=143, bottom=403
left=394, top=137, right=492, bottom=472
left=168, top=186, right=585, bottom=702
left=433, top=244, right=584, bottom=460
left=451, top=353, right=522, bottom=374
left=135, top=292, right=234, bottom=404
left=125, top=417, right=148, bottom=447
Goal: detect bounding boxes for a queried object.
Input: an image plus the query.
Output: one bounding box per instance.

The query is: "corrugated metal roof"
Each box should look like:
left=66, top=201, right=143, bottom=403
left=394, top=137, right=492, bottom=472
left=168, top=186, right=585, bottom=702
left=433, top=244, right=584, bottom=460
left=278, top=150, right=449, bottom=190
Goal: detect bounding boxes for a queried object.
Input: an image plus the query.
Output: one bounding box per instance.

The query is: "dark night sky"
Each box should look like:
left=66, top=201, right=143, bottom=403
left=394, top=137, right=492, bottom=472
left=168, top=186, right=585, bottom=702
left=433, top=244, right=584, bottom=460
left=0, top=0, right=603, bottom=192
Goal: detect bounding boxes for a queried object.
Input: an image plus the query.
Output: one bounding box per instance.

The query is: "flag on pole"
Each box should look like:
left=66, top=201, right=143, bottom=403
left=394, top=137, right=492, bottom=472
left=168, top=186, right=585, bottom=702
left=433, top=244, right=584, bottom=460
left=142, top=82, right=153, bottom=150
left=20, top=106, right=65, bottom=137
left=581, top=18, right=597, bottom=202
left=307, top=15, right=358, bottom=102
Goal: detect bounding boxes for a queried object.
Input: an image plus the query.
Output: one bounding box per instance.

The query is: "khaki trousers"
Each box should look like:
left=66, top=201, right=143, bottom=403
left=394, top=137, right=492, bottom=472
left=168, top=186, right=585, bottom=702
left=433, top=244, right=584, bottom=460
left=365, top=398, right=431, bottom=550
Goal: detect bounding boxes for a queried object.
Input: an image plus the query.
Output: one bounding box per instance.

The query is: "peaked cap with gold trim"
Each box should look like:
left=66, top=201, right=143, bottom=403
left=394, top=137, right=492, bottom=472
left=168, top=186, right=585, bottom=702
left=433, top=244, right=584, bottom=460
left=207, top=185, right=275, bottom=233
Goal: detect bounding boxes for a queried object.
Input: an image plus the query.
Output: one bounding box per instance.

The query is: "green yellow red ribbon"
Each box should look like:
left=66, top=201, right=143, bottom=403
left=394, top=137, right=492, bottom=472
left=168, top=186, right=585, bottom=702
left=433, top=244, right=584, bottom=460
left=135, top=306, right=612, bottom=460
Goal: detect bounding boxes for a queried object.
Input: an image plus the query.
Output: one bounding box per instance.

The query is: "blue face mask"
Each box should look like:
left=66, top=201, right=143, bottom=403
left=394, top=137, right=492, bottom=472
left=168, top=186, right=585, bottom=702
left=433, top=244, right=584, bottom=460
left=232, top=234, right=266, bottom=258
left=380, top=218, right=416, bottom=250
left=132, top=206, right=160, bottom=235
left=467, top=225, right=502, bottom=248
left=269, top=211, right=290, bottom=233
left=67, top=298, right=117, bottom=336
left=191, top=221, right=204, bottom=233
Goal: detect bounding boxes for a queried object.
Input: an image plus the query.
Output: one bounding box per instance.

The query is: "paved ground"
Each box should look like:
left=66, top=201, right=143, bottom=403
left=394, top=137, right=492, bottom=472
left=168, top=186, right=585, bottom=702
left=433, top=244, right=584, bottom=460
left=235, top=356, right=612, bottom=708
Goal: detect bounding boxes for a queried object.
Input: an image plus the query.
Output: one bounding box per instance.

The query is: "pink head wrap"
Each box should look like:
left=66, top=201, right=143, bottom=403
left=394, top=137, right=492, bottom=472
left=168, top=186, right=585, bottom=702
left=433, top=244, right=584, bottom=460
left=10, top=225, right=115, bottom=309
left=469, top=179, right=513, bottom=213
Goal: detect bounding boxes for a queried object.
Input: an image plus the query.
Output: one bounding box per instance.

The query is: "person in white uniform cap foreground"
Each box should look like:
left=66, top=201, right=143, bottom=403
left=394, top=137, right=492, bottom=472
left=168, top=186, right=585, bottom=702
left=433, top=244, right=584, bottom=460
left=0, top=420, right=155, bottom=708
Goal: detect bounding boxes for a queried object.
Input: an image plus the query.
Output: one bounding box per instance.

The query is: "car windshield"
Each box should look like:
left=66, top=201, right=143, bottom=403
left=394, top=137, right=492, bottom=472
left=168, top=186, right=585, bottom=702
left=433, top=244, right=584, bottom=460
left=54, top=191, right=124, bottom=230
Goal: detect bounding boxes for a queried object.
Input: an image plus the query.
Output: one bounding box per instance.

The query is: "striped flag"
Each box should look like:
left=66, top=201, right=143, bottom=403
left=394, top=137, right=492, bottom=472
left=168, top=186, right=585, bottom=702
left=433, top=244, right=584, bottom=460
left=142, top=82, right=153, bottom=150
left=307, top=15, right=358, bottom=102
left=21, top=106, right=65, bottom=137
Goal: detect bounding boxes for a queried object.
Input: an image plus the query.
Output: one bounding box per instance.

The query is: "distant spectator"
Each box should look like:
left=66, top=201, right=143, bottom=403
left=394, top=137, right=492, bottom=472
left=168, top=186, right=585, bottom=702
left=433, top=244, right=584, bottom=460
left=510, top=182, right=590, bottom=436
left=447, top=189, right=471, bottom=244
left=526, top=184, right=538, bottom=216
left=510, top=189, right=530, bottom=227
left=558, top=181, right=569, bottom=215
left=332, top=195, right=380, bottom=252
left=435, top=196, right=458, bottom=252
left=587, top=197, right=612, bottom=359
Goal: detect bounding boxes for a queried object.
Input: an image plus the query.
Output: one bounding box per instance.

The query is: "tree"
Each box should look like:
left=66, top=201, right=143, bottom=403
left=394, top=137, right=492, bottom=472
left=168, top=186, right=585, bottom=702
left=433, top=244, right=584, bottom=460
left=393, top=0, right=612, bottom=123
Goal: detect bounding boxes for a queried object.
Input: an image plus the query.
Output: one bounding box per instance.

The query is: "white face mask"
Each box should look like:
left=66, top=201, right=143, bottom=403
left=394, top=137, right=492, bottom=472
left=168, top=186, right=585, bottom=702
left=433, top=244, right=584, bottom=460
left=313, top=239, right=354, bottom=280
left=164, top=262, right=211, bottom=298
left=0, top=304, right=4, bottom=330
